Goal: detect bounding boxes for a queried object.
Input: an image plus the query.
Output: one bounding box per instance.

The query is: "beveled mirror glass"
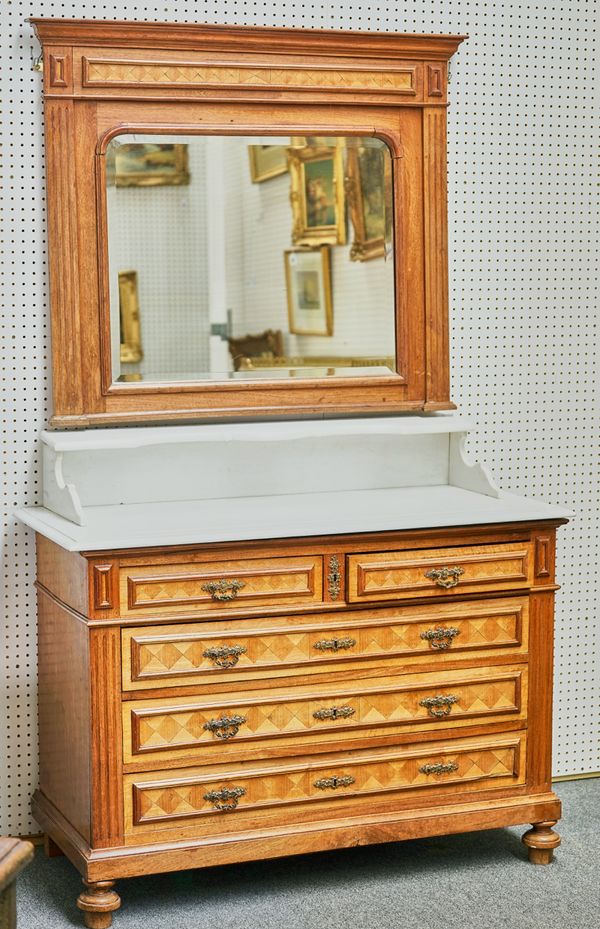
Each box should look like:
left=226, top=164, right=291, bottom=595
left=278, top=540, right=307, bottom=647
left=105, top=133, right=396, bottom=384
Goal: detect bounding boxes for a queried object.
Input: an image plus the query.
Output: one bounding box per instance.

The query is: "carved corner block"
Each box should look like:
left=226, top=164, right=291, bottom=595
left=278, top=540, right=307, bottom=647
left=534, top=534, right=555, bottom=583
left=91, top=562, right=119, bottom=613
left=44, top=48, right=73, bottom=93
left=427, top=63, right=445, bottom=99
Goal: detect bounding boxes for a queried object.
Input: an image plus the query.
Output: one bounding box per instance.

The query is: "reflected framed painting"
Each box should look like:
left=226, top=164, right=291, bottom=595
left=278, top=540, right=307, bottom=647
left=109, top=143, right=190, bottom=188
left=288, top=141, right=346, bottom=246
left=248, top=144, right=289, bottom=182
left=345, top=138, right=393, bottom=261
left=284, top=247, right=333, bottom=336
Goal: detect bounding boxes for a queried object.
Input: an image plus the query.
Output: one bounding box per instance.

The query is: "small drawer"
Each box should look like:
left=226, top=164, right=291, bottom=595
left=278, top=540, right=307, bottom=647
left=119, top=555, right=324, bottom=617
left=348, top=543, right=533, bottom=603
left=125, top=731, right=526, bottom=833
left=122, top=597, right=529, bottom=691
left=122, top=664, right=527, bottom=765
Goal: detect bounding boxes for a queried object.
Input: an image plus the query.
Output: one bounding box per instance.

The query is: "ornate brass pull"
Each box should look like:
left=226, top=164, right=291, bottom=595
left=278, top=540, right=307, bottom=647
left=202, top=644, right=247, bottom=668
left=327, top=555, right=342, bottom=600
left=424, top=566, right=464, bottom=589
left=314, top=775, right=356, bottom=790
left=201, top=578, right=246, bottom=601
left=313, top=705, right=356, bottom=721
left=203, top=786, right=246, bottom=811
left=420, top=626, right=461, bottom=650
left=313, top=637, right=356, bottom=652
left=419, top=762, right=459, bottom=776
left=419, top=694, right=459, bottom=718
left=203, top=714, right=247, bottom=740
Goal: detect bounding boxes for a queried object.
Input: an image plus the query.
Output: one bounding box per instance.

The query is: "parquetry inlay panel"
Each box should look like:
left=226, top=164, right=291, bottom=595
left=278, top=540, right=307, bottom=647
left=122, top=556, right=323, bottom=614
left=82, top=58, right=418, bottom=95
left=349, top=543, right=532, bottom=601
left=131, top=735, right=523, bottom=826
left=125, top=668, right=525, bottom=758
left=128, top=607, right=524, bottom=684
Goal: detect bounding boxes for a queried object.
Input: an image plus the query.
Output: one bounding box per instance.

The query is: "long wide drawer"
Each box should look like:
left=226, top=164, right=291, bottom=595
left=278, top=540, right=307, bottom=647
left=122, top=597, right=529, bottom=691
left=348, top=543, right=533, bottom=603
left=122, top=664, right=527, bottom=765
left=120, top=555, right=324, bottom=617
left=125, top=731, right=527, bottom=835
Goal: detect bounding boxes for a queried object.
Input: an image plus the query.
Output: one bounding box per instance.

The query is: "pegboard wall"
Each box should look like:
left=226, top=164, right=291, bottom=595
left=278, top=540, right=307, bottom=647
left=1, top=2, right=598, bottom=837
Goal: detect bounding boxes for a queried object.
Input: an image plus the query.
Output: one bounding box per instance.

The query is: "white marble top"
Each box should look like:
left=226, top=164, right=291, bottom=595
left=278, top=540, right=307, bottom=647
left=16, top=485, right=572, bottom=552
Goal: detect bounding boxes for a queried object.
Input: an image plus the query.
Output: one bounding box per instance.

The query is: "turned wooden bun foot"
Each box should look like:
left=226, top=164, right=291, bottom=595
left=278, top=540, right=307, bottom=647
left=522, top=820, right=561, bottom=865
left=77, top=880, right=121, bottom=928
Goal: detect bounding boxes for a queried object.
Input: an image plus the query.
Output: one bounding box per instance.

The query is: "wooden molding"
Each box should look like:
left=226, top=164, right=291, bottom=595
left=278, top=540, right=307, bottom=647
left=92, top=564, right=116, bottom=610
left=31, top=19, right=466, bottom=61
left=423, top=107, right=450, bottom=404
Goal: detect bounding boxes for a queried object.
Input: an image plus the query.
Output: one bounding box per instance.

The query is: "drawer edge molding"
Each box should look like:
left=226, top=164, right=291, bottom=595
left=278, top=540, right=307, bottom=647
left=129, top=733, right=525, bottom=826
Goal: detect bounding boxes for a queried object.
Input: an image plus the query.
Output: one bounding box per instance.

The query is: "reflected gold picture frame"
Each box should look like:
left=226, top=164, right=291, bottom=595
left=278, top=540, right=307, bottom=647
left=248, top=144, right=289, bottom=182
left=288, top=141, right=346, bottom=246
left=345, top=139, right=393, bottom=261
left=111, top=143, right=190, bottom=188
left=118, top=270, right=143, bottom=364
left=285, top=246, right=333, bottom=336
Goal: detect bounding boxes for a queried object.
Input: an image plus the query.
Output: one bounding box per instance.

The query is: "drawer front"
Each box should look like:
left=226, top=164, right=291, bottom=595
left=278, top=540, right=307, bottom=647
left=122, top=665, right=527, bottom=765
left=120, top=555, right=324, bottom=616
left=122, top=597, right=529, bottom=691
left=125, top=732, right=526, bottom=833
left=348, top=543, right=533, bottom=603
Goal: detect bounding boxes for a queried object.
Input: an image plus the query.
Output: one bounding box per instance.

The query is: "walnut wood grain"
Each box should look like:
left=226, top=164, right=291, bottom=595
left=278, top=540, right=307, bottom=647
left=37, top=535, right=89, bottom=615
left=37, top=589, right=92, bottom=842
left=89, top=627, right=124, bottom=848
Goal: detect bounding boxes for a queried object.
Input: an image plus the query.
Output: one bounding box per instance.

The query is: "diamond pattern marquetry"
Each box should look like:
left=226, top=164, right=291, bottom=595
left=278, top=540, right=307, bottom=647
left=133, top=738, right=521, bottom=826
left=129, top=607, right=522, bottom=684
left=129, top=671, right=523, bottom=755
left=349, top=544, right=531, bottom=602
left=84, top=59, right=416, bottom=94
left=123, top=556, right=322, bottom=614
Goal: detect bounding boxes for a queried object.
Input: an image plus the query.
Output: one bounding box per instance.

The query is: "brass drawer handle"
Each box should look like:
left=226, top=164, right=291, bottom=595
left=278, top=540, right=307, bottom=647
left=313, top=705, right=356, bottom=721
left=201, top=579, right=246, bottom=601
left=420, top=626, right=461, bottom=650
left=314, top=775, right=356, bottom=790
left=424, top=566, right=464, bottom=589
left=203, top=644, right=248, bottom=668
left=203, top=714, right=247, bottom=740
left=313, top=637, right=356, bottom=652
left=419, top=694, right=459, bottom=718
left=203, top=786, right=246, bottom=811
left=419, top=762, right=459, bottom=776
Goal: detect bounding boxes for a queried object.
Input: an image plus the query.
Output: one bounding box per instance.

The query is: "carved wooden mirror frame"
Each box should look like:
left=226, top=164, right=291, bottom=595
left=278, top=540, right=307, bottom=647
left=32, top=19, right=465, bottom=426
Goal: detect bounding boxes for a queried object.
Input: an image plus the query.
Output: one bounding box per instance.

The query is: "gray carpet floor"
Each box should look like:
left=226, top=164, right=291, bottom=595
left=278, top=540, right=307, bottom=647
left=17, top=779, right=600, bottom=929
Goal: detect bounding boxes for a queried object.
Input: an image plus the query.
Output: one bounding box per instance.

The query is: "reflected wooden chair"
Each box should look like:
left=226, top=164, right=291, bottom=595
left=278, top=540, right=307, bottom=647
left=228, top=329, right=284, bottom=371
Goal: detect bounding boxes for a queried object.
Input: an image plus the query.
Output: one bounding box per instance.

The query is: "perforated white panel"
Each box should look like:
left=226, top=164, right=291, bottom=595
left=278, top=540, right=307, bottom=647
left=1, top=2, right=598, bottom=836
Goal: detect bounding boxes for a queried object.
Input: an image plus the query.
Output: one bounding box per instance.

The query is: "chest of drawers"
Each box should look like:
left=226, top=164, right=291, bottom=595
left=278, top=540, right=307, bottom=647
left=32, top=521, right=564, bottom=927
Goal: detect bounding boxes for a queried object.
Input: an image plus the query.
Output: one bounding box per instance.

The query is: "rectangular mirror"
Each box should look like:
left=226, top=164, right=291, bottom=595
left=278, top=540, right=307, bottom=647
left=105, top=134, right=396, bottom=384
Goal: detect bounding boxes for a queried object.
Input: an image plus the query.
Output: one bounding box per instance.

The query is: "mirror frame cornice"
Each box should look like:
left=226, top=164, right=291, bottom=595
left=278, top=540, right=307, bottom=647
left=31, top=18, right=465, bottom=426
